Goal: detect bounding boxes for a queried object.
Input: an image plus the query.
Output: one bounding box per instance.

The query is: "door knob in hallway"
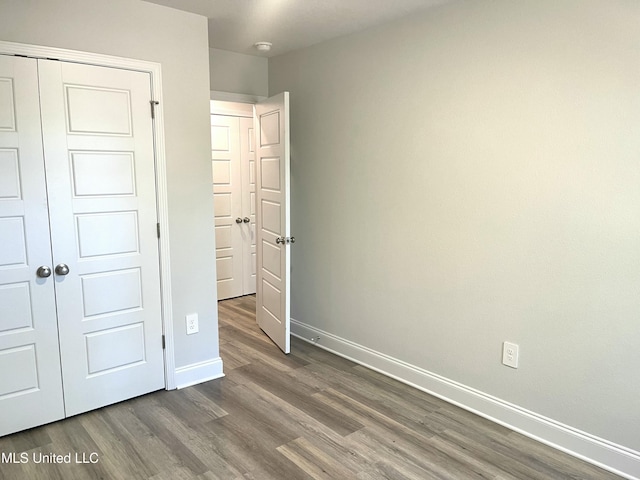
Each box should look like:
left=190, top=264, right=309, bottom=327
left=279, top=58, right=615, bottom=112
left=55, top=264, right=70, bottom=276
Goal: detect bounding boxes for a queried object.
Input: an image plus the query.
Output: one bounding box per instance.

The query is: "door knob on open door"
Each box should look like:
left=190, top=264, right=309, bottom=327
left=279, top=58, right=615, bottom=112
left=55, top=264, right=70, bottom=276
left=275, top=237, right=285, bottom=244
left=36, top=266, right=52, bottom=278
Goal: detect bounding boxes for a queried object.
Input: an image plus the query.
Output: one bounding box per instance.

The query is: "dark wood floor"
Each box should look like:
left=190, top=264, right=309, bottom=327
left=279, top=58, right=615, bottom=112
left=0, top=295, right=621, bottom=479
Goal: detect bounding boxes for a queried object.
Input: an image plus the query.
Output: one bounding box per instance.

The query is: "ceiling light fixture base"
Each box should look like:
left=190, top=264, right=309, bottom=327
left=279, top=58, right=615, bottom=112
left=254, top=42, right=272, bottom=52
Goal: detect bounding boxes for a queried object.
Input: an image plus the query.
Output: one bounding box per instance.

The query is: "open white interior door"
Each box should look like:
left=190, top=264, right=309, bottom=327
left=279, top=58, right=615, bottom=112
left=255, top=92, right=291, bottom=354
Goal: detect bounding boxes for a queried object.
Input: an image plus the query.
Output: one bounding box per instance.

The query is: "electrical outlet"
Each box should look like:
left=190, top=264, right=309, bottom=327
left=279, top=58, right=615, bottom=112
left=502, top=341, right=519, bottom=369
left=186, top=313, right=199, bottom=335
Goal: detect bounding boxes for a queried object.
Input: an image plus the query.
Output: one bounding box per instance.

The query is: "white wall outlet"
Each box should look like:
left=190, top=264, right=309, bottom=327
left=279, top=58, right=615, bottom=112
left=502, top=341, right=519, bottom=368
left=186, top=313, right=199, bottom=335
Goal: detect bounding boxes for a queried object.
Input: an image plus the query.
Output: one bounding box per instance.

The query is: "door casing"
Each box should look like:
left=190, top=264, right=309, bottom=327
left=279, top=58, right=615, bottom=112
left=0, top=40, right=177, bottom=389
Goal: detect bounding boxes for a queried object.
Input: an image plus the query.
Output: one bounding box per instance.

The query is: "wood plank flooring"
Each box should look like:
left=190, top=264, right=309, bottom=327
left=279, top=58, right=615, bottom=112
left=0, top=295, right=622, bottom=479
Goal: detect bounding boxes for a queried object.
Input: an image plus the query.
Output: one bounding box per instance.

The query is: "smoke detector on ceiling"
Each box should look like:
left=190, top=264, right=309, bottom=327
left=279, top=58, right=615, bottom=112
left=254, top=42, right=272, bottom=52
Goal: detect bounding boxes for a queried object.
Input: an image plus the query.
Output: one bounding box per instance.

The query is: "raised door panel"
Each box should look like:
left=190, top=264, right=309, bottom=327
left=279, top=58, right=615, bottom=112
left=211, top=114, right=243, bottom=300
left=65, top=85, right=132, bottom=135
left=0, top=55, right=65, bottom=436
left=0, top=149, right=21, bottom=199
left=255, top=93, right=290, bottom=353
left=38, top=60, right=164, bottom=417
left=0, top=77, right=16, bottom=131
left=70, top=151, right=136, bottom=196
left=240, top=116, right=256, bottom=295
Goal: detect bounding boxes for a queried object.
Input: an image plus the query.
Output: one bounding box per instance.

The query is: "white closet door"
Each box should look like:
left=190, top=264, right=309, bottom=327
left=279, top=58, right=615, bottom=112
left=38, top=60, right=165, bottom=416
left=255, top=92, right=291, bottom=353
left=0, top=55, right=65, bottom=436
left=240, top=116, right=256, bottom=295
left=212, top=114, right=244, bottom=300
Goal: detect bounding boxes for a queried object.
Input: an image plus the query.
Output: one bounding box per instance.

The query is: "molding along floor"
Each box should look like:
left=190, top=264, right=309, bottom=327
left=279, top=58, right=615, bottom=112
left=291, top=317, right=639, bottom=480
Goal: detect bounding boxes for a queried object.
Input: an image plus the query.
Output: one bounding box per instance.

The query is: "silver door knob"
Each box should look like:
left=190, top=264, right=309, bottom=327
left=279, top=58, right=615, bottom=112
left=289, top=236, right=295, bottom=244
left=55, top=264, right=70, bottom=276
left=243, top=217, right=250, bottom=223
left=36, top=266, right=52, bottom=278
left=235, top=217, right=243, bottom=224
left=275, top=237, right=285, bottom=244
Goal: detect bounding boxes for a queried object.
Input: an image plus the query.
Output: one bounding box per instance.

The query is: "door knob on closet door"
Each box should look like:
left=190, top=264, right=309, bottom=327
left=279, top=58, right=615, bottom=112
left=243, top=217, right=250, bottom=223
left=235, top=217, right=243, bottom=224
left=55, top=264, right=70, bottom=276
left=36, top=266, right=52, bottom=278
left=275, top=237, right=285, bottom=244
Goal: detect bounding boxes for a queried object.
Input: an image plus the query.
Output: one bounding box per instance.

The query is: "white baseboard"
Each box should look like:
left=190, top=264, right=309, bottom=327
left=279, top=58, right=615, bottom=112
left=291, top=318, right=640, bottom=480
left=174, top=357, right=224, bottom=389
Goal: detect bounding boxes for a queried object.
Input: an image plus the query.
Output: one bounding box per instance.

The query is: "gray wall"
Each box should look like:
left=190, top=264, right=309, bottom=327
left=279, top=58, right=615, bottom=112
left=270, top=0, right=640, bottom=451
left=209, top=48, right=268, bottom=97
left=1, top=0, right=219, bottom=370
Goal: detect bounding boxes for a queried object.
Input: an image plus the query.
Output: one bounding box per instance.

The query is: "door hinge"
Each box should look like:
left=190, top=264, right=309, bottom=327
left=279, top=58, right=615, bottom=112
left=150, top=100, right=159, bottom=119
left=162, top=335, right=166, bottom=349
left=157, top=223, right=160, bottom=238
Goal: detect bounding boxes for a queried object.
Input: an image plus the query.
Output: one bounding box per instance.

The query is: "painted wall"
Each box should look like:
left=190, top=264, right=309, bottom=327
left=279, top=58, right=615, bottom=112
left=270, top=0, right=640, bottom=455
left=0, top=0, right=219, bottom=372
left=209, top=48, right=268, bottom=97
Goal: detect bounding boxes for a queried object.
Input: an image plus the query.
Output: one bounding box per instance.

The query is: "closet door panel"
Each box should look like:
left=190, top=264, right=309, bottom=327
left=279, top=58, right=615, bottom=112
left=0, top=55, right=65, bottom=436
left=212, top=114, right=243, bottom=300
left=240, top=116, right=256, bottom=295
left=38, top=60, right=164, bottom=417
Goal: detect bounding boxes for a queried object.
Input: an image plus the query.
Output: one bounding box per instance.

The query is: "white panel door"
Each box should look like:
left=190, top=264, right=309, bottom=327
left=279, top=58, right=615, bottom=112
left=0, top=55, right=65, bottom=436
left=38, top=60, right=165, bottom=416
left=239, top=116, right=256, bottom=295
left=255, top=92, right=291, bottom=353
left=212, top=114, right=244, bottom=300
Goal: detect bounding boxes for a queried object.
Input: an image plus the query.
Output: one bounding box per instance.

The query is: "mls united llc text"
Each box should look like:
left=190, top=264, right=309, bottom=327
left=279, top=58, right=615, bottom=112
left=1, top=452, right=99, bottom=464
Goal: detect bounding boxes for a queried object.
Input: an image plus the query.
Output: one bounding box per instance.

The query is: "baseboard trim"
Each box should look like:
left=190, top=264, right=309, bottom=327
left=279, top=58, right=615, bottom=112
left=174, top=357, right=224, bottom=389
left=291, top=318, right=640, bottom=480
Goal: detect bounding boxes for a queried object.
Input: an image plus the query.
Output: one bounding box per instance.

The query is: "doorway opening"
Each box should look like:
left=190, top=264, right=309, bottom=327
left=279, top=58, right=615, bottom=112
left=210, top=94, right=293, bottom=354
left=211, top=100, right=256, bottom=300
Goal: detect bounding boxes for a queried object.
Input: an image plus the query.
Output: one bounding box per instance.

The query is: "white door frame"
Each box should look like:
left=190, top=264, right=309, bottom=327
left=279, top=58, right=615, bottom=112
left=210, top=90, right=267, bottom=104
left=0, top=41, right=177, bottom=389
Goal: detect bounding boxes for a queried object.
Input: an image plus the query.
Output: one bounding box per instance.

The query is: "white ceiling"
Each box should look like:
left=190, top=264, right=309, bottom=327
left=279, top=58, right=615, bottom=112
left=143, top=0, right=450, bottom=57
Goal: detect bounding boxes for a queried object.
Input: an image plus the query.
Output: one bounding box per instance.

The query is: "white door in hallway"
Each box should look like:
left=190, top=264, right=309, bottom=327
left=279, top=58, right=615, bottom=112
left=0, top=55, right=65, bottom=436
left=255, top=92, right=291, bottom=353
left=212, top=114, right=244, bottom=300
left=239, top=116, right=257, bottom=295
